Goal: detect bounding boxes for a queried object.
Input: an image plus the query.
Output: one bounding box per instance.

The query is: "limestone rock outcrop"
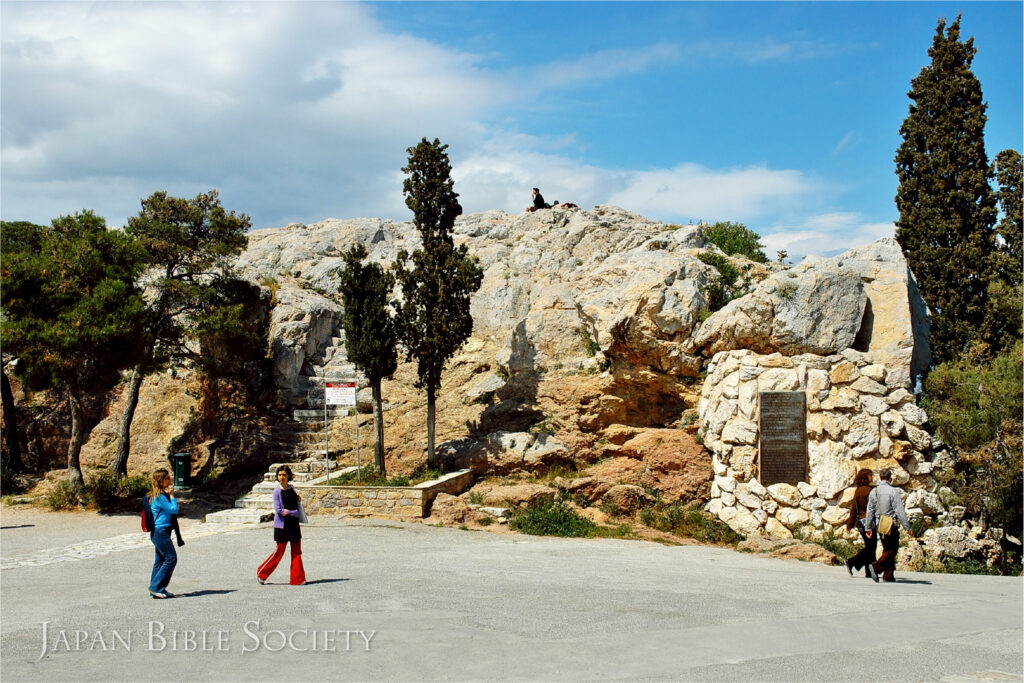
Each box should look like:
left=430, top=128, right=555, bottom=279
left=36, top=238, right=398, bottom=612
left=689, top=262, right=867, bottom=357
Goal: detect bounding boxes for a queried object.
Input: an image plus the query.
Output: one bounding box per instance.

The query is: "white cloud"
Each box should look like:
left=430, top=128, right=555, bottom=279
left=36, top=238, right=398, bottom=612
left=833, top=131, right=856, bottom=155
left=761, top=213, right=895, bottom=258
left=1, top=2, right=857, bottom=239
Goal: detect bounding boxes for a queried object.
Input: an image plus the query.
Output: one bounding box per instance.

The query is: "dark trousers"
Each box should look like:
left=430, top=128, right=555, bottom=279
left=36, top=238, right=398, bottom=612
left=872, top=530, right=900, bottom=581
left=848, top=527, right=878, bottom=576
left=258, top=540, right=306, bottom=585
left=149, top=528, right=177, bottom=593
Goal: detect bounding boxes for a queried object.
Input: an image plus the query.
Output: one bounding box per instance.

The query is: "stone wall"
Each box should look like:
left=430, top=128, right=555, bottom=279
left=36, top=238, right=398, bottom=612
left=699, top=348, right=948, bottom=538
left=301, top=469, right=474, bottom=519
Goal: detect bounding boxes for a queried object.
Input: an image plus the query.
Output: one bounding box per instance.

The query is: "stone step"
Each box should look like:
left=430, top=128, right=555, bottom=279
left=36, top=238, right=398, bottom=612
left=204, top=509, right=273, bottom=524
left=262, top=469, right=325, bottom=483
left=292, top=408, right=351, bottom=420
left=235, top=495, right=275, bottom=510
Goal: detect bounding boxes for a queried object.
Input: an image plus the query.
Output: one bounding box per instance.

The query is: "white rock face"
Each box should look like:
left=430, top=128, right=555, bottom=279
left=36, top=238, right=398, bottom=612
left=691, top=263, right=867, bottom=357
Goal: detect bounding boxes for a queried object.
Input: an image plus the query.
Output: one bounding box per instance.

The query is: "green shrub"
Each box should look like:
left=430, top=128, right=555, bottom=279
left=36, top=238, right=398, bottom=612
left=922, top=341, right=1023, bottom=538
left=703, top=222, right=768, bottom=263
left=509, top=500, right=597, bottom=538
left=326, top=464, right=431, bottom=487
left=47, top=480, right=85, bottom=511
left=639, top=502, right=743, bottom=545
left=776, top=279, right=798, bottom=301
left=477, top=515, right=493, bottom=526
left=579, top=327, right=601, bottom=356
left=86, top=471, right=150, bottom=511
left=698, top=252, right=739, bottom=286
left=468, top=491, right=484, bottom=505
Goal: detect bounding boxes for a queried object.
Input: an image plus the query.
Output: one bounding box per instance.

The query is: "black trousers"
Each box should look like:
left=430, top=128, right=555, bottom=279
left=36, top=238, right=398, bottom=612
left=848, top=526, right=878, bottom=576
left=872, top=530, right=901, bottom=581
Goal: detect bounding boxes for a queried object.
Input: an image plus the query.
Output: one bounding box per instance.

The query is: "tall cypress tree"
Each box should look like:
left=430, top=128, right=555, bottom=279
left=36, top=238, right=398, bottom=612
left=894, top=14, right=998, bottom=365
left=982, top=149, right=1023, bottom=350
left=393, top=138, right=483, bottom=467
left=338, top=243, right=398, bottom=478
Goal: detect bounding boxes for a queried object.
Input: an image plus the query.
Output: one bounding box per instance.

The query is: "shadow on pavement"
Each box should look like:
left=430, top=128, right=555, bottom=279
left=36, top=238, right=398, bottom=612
left=0, top=524, right=35, bottom=529
left=892, top=579, right=933, bottom=585
left=174, top=589, right=238, bottom=598
left=258, top=578, right=350, bottom=586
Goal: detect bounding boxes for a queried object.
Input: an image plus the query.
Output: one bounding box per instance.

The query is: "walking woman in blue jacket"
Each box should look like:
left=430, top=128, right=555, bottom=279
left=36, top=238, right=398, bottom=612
left=148, top=468, right=179, bottom=598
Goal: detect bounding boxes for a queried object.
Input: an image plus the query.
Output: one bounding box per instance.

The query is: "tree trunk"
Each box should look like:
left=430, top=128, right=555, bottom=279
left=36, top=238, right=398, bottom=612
left=114, top=364, right=144, bottom=477
left=372, top=380, right=386, bottom=479
left=67, top=389, right=86, bottom=488
left=1, top=362, right=23, bottom=472
left=426, top=385, right=436, bottom=468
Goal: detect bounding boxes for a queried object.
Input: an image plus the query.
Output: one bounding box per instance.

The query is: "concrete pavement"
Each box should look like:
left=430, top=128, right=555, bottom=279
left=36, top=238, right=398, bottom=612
left=1, top=506, right=1021, bottom=681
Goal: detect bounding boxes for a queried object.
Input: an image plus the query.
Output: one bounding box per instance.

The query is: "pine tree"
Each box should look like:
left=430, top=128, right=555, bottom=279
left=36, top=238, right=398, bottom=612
left=1, top=212, right=146, bottom=487
left=894, top=14, right=998, bottom=365
left=338, top=243, right=398, bottom=478
left=393, top=138, right=483, bottom=467
left=114, top=190, right=251, bottom=476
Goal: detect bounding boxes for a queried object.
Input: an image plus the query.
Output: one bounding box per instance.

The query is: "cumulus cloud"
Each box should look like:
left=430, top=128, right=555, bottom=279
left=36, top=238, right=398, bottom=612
left=761, top=213, right=895, bottom=259
left=0, top=2, right=510, bottom=226
left=453, top=131, right=818, bottom=223
left=2, top=2, right=859, bottom=237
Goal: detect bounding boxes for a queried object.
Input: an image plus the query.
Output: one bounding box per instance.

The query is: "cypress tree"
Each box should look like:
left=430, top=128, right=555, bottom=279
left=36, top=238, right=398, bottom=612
left=894, top=14, right=998, bottom=365
left=981, top=149, right=1023, bottom=350
left=394, top=138, right=483, bottom=467
left=337, top=243, right=398, bottom=478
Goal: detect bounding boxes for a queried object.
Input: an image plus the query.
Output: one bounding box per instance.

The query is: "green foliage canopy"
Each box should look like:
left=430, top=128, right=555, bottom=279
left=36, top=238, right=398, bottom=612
left=894, top=15, right=998, bottom=364
left=338, top=243, right=398, bottom=386
left=703, top=221, right=768, bottom=263
left=393, top=138, right=483, bottom=464
left=1, top=212, right=146, bottom=393
left=922, top=342, right=1022, bottom=538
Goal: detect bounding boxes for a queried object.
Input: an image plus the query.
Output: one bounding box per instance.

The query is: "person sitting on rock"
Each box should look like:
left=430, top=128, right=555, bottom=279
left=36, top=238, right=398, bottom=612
left=527, top=188, right=551, bottom=212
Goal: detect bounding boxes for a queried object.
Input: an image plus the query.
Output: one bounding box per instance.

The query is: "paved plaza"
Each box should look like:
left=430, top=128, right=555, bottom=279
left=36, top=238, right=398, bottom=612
left=1, top=506, right=1021, bottom=682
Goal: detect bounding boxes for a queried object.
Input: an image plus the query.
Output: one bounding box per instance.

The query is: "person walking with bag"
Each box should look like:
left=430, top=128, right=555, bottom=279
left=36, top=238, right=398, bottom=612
left=148, top=468, right=180, bottom=598
left=864, top=468, right=912, bottom=582
left=257, top=465, right=307, bottom=586
left=844, top=468, right=877, bottom=578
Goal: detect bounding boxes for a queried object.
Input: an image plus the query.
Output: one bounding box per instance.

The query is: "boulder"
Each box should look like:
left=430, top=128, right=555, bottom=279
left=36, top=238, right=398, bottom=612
left=768, top=543, right=840, bottom=565
left=767, top=483, right=802, bottom=507
left=691, top=263, right=867, bottom=358
left=469, top=483, right=556, bottom=509
left=601, top=485, right=654, bottom=515
left=429, top=493, right=478, bottom=525
left=726, top=507, right=761, bottom=536
left=738, top=535, right=798, bottom=553
left=777, top=507, right=811, bottom=529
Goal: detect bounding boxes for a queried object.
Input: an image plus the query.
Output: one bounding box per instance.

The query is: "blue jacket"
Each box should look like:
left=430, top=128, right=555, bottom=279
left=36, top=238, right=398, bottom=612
left=151, top=494, right=179, bottom=529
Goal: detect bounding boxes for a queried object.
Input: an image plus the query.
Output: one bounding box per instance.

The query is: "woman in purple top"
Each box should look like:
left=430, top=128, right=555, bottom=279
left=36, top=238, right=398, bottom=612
left=257, top=465, right=306, bottom=585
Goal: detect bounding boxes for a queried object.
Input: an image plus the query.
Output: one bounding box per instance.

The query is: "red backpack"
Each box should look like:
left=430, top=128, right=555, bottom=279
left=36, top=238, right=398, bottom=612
left=141, top=495, right=155, bottom=534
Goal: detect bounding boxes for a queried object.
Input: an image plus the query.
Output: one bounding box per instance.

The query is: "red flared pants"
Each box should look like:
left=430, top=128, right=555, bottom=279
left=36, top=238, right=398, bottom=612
left=257, top=540, right=306, bottom=585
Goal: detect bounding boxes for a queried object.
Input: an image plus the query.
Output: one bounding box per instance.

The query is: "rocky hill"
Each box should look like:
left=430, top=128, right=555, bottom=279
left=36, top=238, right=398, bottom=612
left=12, top=204, right=1006, bottom=566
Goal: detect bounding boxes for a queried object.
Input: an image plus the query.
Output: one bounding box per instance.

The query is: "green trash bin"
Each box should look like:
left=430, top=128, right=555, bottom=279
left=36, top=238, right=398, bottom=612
left=172, top=452, right=191, bottom=489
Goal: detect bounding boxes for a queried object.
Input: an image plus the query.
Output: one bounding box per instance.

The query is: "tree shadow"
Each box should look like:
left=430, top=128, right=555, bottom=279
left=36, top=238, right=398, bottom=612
left=0, top=524, right=35, bottom=530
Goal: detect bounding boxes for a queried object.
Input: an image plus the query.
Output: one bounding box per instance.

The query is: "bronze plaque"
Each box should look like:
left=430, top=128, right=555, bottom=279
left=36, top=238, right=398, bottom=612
left=758, top=391, right=807, bottom=485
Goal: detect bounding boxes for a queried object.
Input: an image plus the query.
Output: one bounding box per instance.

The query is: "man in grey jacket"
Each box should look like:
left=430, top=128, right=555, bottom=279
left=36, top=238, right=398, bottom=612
left=863, top=468, right=913, bottom=582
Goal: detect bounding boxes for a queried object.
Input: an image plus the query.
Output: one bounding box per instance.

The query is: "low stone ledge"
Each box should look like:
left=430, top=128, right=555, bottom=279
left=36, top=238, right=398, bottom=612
left=300, top=469, right=474, bottom=519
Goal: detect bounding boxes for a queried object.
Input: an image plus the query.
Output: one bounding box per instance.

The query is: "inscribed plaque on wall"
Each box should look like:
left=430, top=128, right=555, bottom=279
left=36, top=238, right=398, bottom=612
left=758, top=391, right=807, bottom=485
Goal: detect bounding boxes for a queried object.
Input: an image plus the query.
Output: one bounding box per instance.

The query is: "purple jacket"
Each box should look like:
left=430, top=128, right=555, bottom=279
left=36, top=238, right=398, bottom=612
left=273, top=485, right=298, bottom=529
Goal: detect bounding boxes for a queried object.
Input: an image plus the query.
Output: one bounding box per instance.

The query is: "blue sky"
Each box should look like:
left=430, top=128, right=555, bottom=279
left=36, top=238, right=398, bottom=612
left=1, top=2, right=1021, bottom=257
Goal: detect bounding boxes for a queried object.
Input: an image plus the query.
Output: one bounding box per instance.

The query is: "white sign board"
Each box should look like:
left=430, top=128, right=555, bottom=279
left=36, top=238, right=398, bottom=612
left=325, top=381, right=356, bottom=406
